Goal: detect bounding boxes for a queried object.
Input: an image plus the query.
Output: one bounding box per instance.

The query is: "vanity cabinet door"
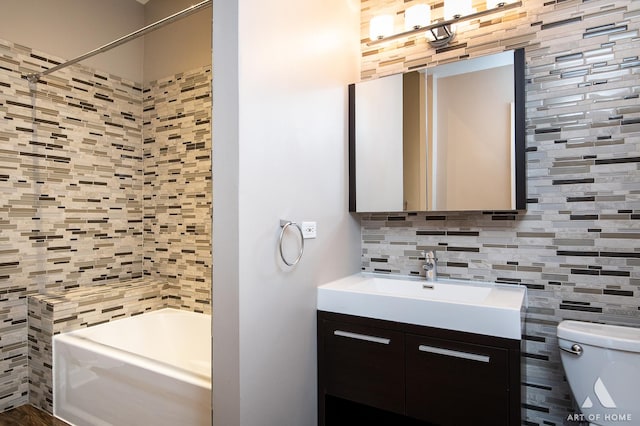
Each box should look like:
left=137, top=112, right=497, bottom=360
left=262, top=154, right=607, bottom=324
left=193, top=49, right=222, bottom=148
left=405, top=334, right=510, bottom=425
left=320, top=319, right=405, bottom=415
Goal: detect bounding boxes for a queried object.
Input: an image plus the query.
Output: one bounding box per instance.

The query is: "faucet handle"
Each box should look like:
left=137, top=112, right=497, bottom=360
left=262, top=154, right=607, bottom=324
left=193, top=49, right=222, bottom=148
left=421, top=250, right=437, bottom=260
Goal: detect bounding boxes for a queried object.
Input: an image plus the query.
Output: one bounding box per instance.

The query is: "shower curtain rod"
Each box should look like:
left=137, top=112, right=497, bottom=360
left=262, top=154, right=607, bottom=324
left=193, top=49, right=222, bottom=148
left=25, top=0, right=212, bottom=83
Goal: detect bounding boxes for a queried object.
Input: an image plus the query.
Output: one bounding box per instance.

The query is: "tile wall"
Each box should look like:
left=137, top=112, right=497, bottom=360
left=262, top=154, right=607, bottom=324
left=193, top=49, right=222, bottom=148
left=0, top=38, right=143, bottom=411
left=28, top=279, right=167, bottom=413
left=0, top=38, right=212, bottom=412
left=359, top=0, right=639, bottom=424
left=143, top=66, right=212, bottom=314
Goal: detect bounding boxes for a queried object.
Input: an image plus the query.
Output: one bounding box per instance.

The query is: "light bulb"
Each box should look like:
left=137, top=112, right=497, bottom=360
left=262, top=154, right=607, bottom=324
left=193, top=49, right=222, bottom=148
left=369, top=15, right=394, bottom=40
left=486, top=0, right=510, bottom=8
left=444, top=0, right=473, bottom=20
left=404, top=4, right=431, bottom=31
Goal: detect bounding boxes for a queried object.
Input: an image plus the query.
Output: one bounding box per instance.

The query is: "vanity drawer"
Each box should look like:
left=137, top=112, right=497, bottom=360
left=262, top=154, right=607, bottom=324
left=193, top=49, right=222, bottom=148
left=405, top=333, right=510, bottom=425
left=320, top=319, right=405, bottom=415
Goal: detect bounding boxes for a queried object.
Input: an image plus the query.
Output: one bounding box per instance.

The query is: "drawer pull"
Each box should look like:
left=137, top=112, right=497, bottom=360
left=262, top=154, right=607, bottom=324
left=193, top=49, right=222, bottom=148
left=334, top=330, right=391, bottom=345
left=418, top=344, right=490, bottom=363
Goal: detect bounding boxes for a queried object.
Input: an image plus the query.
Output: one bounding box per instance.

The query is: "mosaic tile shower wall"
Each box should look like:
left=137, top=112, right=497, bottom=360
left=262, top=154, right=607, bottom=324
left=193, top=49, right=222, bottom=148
left=0, top=39, right=144, bottom=411
left=359, top=0, right=640, bottom=424
left=143, top=66, right=212, bottom=314
left=0, top=38, right=212, bottom=412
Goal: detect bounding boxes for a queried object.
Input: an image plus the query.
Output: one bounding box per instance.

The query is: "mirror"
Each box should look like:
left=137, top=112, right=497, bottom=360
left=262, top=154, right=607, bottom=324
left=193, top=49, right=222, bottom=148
left=349, top=48, right=525, bottom=213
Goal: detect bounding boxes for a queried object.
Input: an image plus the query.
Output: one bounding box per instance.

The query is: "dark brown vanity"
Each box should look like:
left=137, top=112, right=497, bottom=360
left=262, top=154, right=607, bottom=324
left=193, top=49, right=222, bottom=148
left=317, top=311, right=521, bottom=426
left=331, top=46, right=528, bottom=425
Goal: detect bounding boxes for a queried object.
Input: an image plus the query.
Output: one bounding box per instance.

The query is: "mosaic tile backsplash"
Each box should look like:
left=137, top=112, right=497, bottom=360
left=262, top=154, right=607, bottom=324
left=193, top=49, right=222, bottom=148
left=0, top=38, right=211, bottom=412
left=360, top=0, right=639, bottom=424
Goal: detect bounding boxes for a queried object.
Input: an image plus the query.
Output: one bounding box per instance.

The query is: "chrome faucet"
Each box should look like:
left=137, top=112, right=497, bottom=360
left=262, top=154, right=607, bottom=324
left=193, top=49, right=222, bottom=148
left=422, top=250, right=438, bottom=282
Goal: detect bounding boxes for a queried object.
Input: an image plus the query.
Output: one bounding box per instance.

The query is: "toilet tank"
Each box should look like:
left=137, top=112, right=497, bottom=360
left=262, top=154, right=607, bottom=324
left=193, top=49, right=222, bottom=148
left=557, top=320, right=640, bottom=426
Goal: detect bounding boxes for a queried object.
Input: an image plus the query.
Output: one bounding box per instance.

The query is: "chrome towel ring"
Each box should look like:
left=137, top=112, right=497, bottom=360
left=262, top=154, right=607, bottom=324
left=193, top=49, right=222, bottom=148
left=279, top=220, right=304, bottom=266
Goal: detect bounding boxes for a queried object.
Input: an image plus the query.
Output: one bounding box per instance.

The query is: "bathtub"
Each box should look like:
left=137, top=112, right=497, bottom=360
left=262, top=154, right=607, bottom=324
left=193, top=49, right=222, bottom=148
left=53, top=308, right=211, bottom=426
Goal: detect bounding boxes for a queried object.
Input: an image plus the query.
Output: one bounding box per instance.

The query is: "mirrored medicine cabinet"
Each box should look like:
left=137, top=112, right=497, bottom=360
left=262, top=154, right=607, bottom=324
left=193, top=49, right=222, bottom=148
left=349, top=48, right=526, bottom=213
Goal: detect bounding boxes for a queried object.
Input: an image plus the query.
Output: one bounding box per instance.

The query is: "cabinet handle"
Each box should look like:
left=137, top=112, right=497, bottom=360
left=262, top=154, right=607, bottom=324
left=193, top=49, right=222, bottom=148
left=334, top=330, right=391, bottom=345
left=418, top=344, right=490, bottom=363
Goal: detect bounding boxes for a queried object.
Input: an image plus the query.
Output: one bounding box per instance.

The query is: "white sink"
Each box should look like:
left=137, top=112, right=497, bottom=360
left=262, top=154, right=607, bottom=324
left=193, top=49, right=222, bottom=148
left=317, top=273, right=526, bottom=340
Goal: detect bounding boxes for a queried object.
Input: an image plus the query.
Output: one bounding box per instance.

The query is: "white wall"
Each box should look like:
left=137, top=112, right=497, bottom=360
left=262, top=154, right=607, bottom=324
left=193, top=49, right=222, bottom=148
left=435, top=66, right=513, bottom=210
left=212, top=0, right=361, bottom=424
left=0, top=0, right=212, bottom=84
left=143, top=0, right=212, bottom=83
left=212, top=0, right=240, bottom=424
left=0, top=0, right=144, bottom=82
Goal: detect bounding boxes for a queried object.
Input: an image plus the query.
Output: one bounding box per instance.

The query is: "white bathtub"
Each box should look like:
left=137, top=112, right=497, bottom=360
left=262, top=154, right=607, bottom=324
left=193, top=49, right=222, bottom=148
left=53, top=308, right=211, bottom=426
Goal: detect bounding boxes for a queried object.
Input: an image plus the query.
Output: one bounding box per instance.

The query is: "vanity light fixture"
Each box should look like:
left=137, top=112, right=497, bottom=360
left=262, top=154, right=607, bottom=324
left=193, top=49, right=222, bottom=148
left=405, top=4, right=431, bottom=31
left=487, top=0, right=515, bottom=8
left=367, top=0, right=521, bottom=47
left=443, top=0, right=473, bottom=20
left=369, top=14, right=394, bottom=40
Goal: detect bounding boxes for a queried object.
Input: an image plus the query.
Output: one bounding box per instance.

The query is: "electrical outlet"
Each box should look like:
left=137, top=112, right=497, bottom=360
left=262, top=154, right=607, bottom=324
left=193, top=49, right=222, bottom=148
left=301, top=222, right=317, bottom=239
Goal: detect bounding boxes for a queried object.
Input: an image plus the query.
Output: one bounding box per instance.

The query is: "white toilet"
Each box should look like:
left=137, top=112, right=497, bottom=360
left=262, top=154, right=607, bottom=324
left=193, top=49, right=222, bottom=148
left=557, top=320, right=640, bottom=426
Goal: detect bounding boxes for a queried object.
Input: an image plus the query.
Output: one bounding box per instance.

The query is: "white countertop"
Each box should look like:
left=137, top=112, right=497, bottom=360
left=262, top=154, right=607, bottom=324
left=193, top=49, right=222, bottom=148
left=317, top=273, right=527, bottom=340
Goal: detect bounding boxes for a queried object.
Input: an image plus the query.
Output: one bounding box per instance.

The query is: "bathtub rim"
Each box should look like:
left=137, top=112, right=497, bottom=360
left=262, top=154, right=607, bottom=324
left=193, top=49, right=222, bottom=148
left=52, top=307, right=212, bottom=404
left=52, top=315, right=212, bottom=426
left=53, top=332, right=211, bottom=391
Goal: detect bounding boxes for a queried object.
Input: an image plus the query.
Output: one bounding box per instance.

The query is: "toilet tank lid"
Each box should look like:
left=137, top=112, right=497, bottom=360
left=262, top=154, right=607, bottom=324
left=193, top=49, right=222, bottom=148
left=558, top=320, right=640, bottom=353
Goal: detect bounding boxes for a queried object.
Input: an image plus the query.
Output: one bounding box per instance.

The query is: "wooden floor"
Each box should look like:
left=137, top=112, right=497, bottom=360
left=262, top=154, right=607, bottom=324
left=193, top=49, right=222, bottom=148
left=0, top=405, right=70, bottom=426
